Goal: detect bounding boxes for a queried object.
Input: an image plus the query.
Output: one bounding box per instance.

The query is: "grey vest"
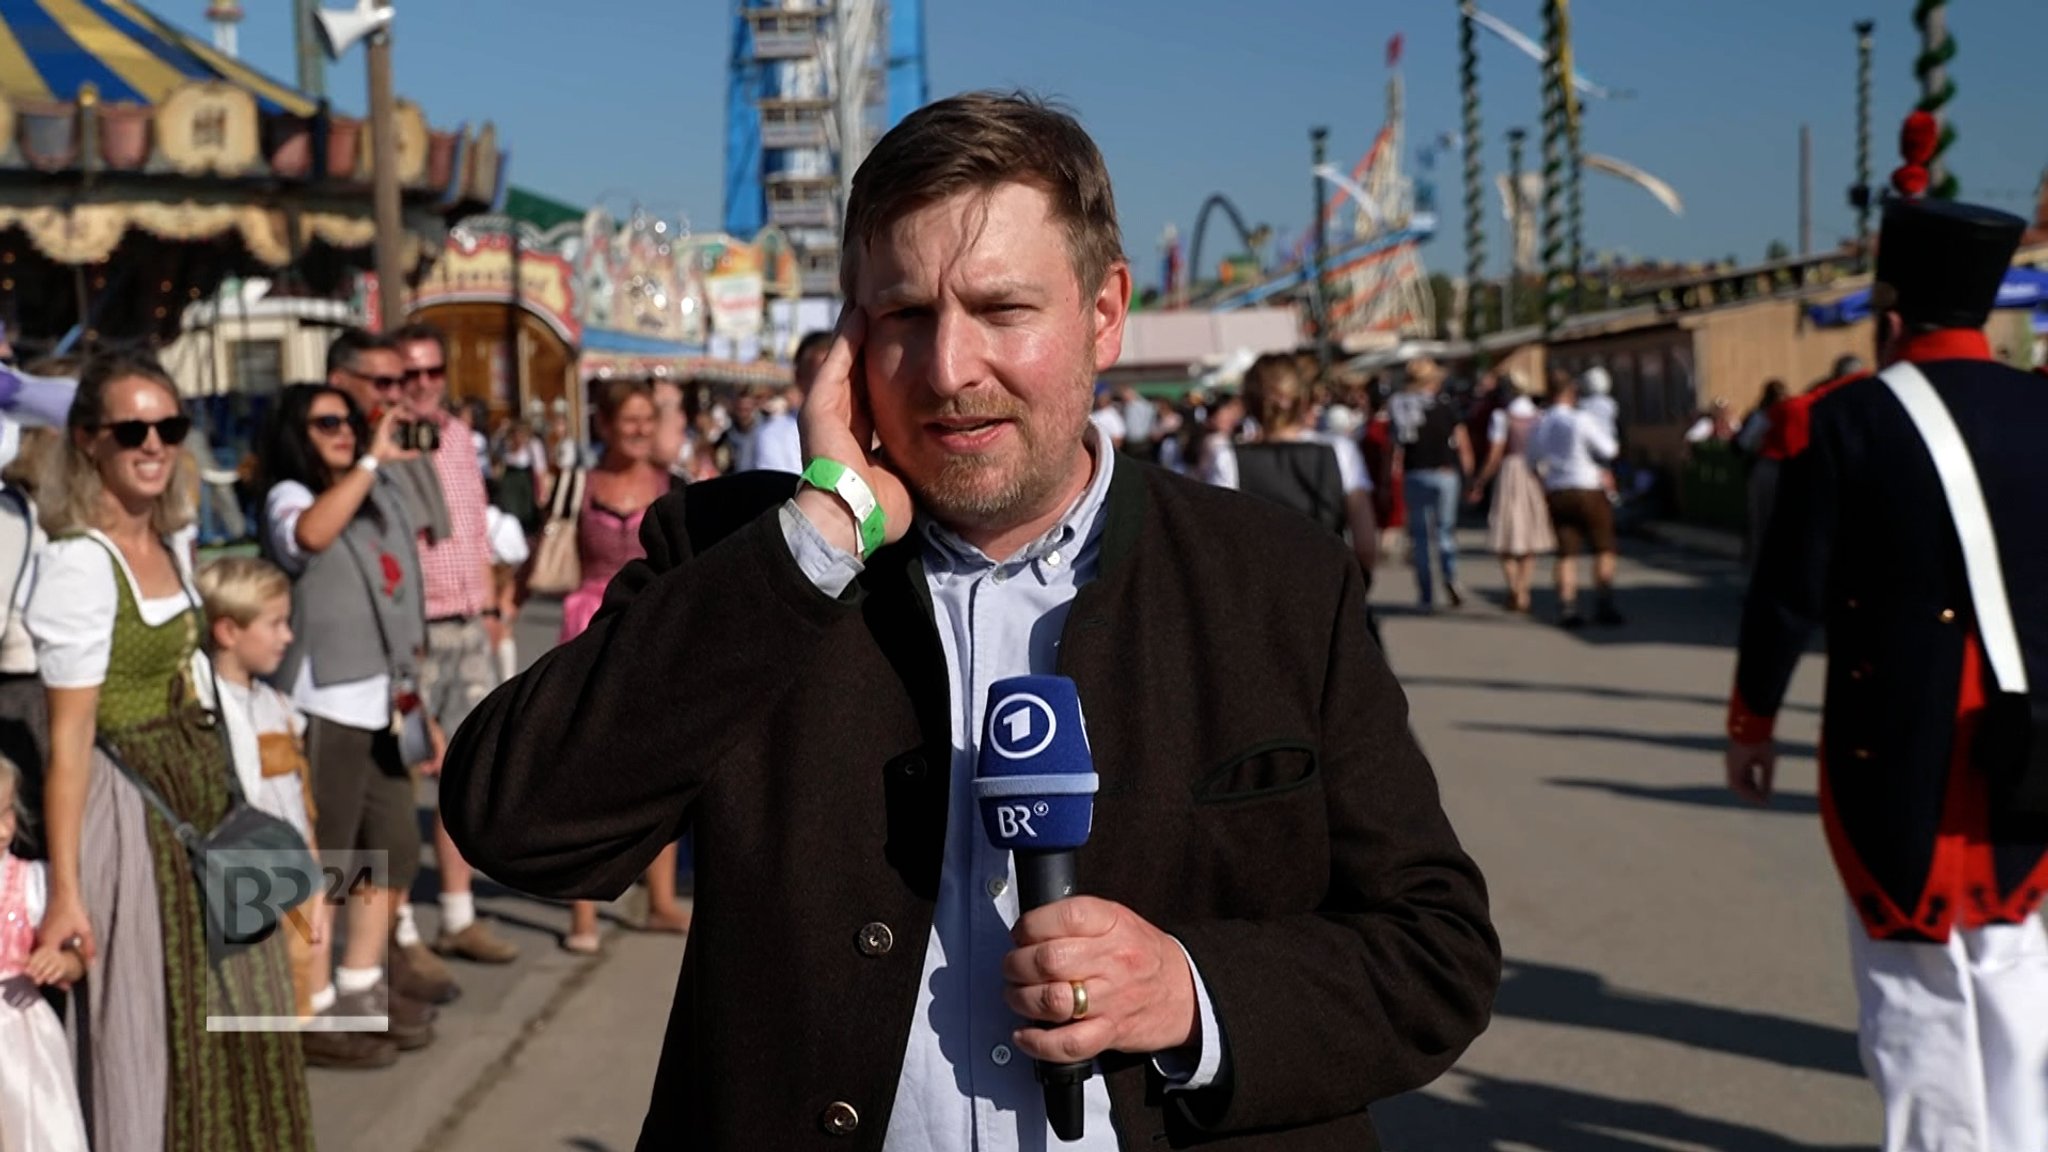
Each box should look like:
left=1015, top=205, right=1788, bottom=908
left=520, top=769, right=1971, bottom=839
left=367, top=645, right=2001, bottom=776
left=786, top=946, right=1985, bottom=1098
left=273, top=474, right=426, bottom=692
left=386, top=454, right=451, bottom=544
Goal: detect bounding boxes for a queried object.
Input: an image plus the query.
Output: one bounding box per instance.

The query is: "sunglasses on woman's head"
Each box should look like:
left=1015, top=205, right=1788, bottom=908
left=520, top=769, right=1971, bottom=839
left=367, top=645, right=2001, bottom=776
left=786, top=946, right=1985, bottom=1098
left=308, top=415, right=351, bottom=434
left=99, top=416, right=191, bottom=449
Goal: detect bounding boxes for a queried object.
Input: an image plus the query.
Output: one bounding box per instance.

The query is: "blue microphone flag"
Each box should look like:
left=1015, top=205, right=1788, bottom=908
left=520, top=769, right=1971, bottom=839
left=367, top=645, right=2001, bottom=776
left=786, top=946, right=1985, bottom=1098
left=973, top=675, right=1099, bottom=851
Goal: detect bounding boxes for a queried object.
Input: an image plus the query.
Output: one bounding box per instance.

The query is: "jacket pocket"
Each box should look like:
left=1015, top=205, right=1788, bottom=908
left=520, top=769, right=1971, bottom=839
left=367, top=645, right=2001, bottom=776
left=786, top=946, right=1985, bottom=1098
left=1184, top=741, right=1329, bottom=916
left=1193, top=739, right=1320, bottom=804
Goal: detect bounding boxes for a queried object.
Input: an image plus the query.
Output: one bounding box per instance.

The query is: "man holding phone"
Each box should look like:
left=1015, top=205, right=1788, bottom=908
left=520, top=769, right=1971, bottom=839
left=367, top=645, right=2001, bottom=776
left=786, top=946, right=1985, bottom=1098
left=442, top=91, right=1497, bottom=1149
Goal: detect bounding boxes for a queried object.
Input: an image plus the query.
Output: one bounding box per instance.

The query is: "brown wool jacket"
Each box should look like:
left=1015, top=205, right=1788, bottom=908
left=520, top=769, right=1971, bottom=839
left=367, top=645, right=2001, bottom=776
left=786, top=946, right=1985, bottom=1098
left=441, top=461, right=1500, bottom=1150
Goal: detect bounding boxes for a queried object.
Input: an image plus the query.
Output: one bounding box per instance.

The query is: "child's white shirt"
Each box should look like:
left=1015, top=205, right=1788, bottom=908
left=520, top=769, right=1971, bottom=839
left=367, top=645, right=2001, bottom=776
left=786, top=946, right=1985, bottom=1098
left=192, top=653, right=314, bottom=843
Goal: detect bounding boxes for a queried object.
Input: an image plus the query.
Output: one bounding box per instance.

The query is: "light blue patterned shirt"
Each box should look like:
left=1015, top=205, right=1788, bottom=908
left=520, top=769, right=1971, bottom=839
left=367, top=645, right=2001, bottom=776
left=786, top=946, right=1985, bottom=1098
left=777, top=425, right=1225, bottom=1149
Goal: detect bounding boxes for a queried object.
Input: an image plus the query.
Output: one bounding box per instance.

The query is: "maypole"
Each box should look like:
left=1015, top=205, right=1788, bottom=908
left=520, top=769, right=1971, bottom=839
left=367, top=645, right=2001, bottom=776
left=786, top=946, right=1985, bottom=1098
left=1505, top=126, right=1527, bottom=328
left=1913, top=0, right=1957, bottom=199
left=1560, top=0, right=1584, bottom=313
left=1854, top=20, right=1876, bottom=266
left=1458, top=1, right=1486, bottom=341
left=1539, top=0, right=1569, bottom=334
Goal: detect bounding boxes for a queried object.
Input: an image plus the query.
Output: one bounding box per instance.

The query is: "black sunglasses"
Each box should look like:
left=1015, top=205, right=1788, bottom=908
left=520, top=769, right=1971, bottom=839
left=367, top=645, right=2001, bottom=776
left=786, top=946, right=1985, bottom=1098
left=99, top=416, right=191, bottom=449
left=308, top=415, right=352, bottom=434
left=347, top=367, right=404, bottom=391
left=401, top=364, right=447, bottom=382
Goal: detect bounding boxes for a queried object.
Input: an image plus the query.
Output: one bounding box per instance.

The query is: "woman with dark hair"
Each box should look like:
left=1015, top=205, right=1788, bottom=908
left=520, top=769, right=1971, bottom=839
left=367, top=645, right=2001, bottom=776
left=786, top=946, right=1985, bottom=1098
left=26, top=352, right=313, bottom=1150
left=257, top=383, right=439, bottom=1068
left=561, top=379, right=687, bottom=952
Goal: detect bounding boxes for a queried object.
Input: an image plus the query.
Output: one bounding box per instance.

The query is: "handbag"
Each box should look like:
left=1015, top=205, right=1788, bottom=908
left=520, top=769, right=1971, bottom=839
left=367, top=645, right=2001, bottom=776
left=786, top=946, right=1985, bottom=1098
left=526, top=466, right=585, bottom=596
left=92, top=555, right=318, bottom=959
left=1880, top=362, right=2048, bottom=816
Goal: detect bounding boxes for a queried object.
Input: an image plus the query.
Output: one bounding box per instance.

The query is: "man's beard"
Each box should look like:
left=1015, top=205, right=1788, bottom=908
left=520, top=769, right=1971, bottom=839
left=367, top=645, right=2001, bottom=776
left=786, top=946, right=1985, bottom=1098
left=902, top=383, right=1090, bottom=531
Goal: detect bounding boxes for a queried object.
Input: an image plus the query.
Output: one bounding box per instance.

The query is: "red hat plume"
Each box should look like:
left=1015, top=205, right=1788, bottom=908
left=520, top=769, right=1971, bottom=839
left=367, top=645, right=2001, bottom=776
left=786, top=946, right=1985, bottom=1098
left=1891, top=111, right=1940, bottom=198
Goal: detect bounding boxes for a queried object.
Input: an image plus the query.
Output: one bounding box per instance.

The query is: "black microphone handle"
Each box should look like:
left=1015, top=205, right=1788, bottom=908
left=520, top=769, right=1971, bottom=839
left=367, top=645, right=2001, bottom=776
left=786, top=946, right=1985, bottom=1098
left=1015, top=849, right=1092, bottom=1143
left=1015, top=849, right=1077, bottom=913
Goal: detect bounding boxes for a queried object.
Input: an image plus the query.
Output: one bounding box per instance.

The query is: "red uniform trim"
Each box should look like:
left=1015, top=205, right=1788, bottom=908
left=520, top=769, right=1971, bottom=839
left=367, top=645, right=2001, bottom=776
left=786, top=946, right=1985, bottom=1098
left=1893, top=328, right=1993, bottom=364
left=1762, top=329, right=1993, bottom=462
left=1726, top=692, right=1775, bottom=743
left=1762, top=373, right=1866, bottom=461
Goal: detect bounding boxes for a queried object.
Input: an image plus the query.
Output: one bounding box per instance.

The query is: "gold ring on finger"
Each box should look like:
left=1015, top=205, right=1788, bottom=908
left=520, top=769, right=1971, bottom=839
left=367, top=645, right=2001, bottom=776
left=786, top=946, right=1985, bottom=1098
left=1070, top=980, right=1089, bottom=1021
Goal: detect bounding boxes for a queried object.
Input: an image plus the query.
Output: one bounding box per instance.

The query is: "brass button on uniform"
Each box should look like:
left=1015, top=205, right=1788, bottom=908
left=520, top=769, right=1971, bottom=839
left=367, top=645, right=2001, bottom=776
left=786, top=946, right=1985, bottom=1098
left=1854, top=748, right=1872, bottom=761
left=821, top=1101, right=860, bottom=1136
left=856, top=922, right=894, bottom=957
left=1939, top=608, right=1957, bottom=623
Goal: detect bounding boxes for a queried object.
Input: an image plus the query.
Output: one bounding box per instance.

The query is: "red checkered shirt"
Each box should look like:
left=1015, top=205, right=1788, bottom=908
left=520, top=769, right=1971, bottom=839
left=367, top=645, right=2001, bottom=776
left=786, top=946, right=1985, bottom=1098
left=417, top=409, right=492, bottom=620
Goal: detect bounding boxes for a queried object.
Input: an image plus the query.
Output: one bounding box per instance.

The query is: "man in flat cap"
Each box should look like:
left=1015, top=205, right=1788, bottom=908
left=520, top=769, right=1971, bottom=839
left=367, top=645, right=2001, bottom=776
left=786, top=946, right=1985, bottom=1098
left=1727, top=197, right=2048, bottom=1151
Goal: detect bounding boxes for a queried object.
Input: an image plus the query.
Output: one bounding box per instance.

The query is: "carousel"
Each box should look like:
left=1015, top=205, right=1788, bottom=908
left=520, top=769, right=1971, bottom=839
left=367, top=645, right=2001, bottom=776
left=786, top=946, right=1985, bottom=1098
left=0, top=0, right=503, bottom=355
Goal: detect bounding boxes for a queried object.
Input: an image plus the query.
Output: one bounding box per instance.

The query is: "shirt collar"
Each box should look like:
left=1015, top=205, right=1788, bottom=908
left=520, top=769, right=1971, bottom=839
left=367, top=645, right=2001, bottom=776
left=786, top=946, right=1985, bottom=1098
left=919, top=421, right=1118, bottom=580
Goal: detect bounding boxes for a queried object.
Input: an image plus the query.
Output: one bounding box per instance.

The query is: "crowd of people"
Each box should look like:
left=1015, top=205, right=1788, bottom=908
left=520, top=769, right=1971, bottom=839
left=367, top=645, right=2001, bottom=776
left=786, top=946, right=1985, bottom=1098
left=0, top=296, right=869, bottom=1148
left=1079, top=350, right=1636, bottom=629
left=0, top=290, right=1616, bottom=1150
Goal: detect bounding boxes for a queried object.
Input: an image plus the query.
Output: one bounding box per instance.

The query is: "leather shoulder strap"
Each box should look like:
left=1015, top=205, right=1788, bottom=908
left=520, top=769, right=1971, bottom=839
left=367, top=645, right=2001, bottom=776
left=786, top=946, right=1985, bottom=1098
left=1879, top=361, right=2028, bottom=693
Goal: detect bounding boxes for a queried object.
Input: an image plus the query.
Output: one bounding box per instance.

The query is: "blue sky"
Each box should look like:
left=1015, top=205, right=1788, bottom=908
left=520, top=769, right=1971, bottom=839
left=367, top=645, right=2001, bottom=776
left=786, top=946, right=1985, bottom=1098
left=224, top=1, right=2048, bottom=289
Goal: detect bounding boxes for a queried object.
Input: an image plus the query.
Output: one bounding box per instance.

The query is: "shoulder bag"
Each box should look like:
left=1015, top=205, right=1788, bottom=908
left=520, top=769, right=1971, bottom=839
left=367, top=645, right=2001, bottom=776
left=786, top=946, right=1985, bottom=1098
left=526, top=466, right=585, bottom=596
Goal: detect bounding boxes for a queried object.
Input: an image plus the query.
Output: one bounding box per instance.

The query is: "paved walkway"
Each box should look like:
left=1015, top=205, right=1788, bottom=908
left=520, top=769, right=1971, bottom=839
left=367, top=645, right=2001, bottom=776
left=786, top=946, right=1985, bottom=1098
left=309, top=601, right=684, bottom=1152
left=316, top=530, right=1881, bottom=1151
left=1371, top=531, right=1871, bottom=1150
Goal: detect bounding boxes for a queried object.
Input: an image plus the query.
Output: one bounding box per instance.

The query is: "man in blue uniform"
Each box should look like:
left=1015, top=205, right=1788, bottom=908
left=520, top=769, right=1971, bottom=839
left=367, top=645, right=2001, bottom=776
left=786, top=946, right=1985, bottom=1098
left=1726, top=197, right=2048, bottom=1151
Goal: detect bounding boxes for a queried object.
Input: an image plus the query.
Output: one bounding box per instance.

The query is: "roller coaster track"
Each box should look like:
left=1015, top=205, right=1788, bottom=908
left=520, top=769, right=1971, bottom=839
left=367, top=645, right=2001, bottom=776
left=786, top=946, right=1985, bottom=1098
left=1208, top=227, right=1434, bottom=311
left=1186, top=194, right=1263, bottom=296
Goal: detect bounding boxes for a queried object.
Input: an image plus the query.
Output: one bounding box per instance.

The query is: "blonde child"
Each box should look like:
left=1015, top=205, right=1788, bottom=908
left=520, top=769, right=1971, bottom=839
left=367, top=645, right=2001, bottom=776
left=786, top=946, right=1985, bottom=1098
left=192, top=557, right=326, bottom=1020
left=0, top=753, right=90, bottom=1152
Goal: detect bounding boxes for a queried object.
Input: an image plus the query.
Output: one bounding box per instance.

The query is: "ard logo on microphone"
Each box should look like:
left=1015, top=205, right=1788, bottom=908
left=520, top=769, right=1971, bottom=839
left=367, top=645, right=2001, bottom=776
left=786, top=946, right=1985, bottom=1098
left=991, top=692, right=1060, bottom=760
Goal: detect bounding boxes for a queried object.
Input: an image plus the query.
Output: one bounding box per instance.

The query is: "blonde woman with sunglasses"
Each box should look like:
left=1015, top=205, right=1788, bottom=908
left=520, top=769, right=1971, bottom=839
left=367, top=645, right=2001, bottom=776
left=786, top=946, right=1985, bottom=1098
left=26, top=353, right=313, bottom=1151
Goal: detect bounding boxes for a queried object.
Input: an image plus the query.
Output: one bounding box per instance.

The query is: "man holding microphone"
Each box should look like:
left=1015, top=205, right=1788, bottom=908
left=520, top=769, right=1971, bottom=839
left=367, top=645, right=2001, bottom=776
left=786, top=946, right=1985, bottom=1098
left=441, top=92, right=1497, bottom=1149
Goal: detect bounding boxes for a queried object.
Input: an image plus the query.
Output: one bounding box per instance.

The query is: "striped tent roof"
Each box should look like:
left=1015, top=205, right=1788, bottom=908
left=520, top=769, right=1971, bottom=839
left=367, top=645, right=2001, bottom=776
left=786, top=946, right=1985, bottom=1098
left=0, top=0, right=315, bottom=117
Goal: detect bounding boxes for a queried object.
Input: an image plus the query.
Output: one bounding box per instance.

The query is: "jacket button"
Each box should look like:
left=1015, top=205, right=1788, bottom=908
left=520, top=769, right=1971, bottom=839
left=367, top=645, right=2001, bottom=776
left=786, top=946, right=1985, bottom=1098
left=1845, top=598, right=1859, bottom=610
left=856, top=922, right=894, bottom=956
left=821, top=1101, right=859, bottom=1136
left=1854, top=748, right=1872, bottom=761
left=895, top=755, right=926, bottom=780
left=1939, top=608, right=1957, bottom=623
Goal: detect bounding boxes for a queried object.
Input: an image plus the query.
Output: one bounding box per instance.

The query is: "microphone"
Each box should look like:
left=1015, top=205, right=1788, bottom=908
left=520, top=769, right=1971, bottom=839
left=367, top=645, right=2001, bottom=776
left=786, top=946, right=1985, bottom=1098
left=973, top=674, right=1101, bottom=1144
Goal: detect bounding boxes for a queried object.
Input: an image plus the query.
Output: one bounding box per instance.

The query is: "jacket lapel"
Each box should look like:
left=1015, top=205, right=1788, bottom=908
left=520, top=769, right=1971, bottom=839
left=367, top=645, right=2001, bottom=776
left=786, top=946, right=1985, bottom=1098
left=859, top=541, right=954, bottom=900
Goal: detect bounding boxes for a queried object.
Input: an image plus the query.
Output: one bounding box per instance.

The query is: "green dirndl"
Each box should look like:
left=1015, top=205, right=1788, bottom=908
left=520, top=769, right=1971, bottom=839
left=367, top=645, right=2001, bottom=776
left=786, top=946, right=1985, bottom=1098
left=91, top=541, right=315, bottom=1152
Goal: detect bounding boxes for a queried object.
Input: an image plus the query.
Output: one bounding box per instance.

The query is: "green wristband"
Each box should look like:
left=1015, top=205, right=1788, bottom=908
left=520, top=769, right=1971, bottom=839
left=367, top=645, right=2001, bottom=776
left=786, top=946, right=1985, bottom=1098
left=800, top=457, right=887, bottom=560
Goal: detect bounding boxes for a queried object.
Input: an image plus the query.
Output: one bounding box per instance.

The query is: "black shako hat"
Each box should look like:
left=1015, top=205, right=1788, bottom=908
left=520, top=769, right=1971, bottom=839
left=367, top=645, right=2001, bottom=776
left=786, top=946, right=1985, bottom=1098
left=1873, top=197, right=2027, bottom=330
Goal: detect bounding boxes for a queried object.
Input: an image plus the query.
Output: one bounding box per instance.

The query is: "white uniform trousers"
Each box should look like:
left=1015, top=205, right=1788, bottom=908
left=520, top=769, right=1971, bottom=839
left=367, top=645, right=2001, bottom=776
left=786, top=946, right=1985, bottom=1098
left=1847, top=904, right=2048, bottom=1152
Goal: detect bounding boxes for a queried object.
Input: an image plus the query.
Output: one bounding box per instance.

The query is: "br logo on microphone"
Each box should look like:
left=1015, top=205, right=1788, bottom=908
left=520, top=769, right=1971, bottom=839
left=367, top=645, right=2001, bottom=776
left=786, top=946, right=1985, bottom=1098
left=990, top=692, right=1059, bottom=760
left=995, top=800, right=1052, bottom=839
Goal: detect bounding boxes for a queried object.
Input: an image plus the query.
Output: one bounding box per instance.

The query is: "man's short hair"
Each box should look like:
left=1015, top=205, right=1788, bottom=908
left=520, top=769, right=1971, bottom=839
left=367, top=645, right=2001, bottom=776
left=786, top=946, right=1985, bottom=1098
left=793, top=330, right=834, bottom=367
left=391, top=321, right=449, bottom=360
left=841, top=90, right=1124, bottom=300
left=327, top=327, right=396, bottom=376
